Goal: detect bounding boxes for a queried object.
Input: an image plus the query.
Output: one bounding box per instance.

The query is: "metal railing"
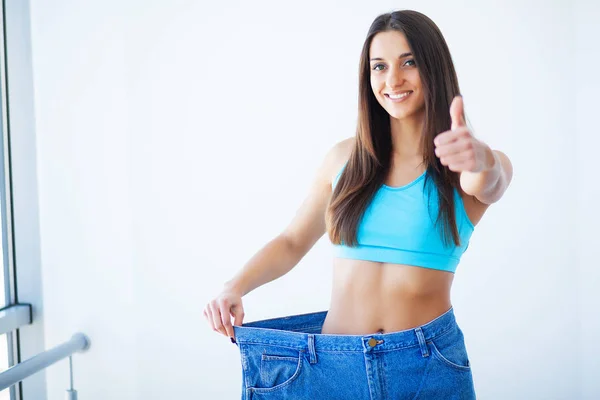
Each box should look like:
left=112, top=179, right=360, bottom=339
left=0, top=332, right=91, bottom=397
left=0, top=305, right=31, bottom=336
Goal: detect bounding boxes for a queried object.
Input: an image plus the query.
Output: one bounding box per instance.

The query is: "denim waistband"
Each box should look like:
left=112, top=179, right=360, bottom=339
left=233, top=306, right=457, bottom=352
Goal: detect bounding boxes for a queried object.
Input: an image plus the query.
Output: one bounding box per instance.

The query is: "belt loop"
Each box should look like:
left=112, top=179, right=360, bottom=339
left=414, top=327, right=429, bottom=358
left=307, top=334, right=318, bottom=364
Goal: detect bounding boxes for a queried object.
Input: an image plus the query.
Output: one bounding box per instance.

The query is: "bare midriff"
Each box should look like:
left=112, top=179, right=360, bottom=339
left=320, top=257, right=454, bottom=335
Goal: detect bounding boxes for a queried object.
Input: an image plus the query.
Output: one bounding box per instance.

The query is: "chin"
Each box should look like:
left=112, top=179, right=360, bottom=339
left=385, top=105, right=424, bottom=120
left=386, top=108, right=415, bottom=120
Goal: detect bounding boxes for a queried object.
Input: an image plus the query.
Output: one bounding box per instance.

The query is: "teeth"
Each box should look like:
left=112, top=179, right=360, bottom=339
left=388, top=92, right=411, bottom=99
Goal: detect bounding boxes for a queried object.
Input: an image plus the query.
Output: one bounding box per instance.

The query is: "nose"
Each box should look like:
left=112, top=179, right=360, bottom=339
left=385, top=67, right=405, bottom=89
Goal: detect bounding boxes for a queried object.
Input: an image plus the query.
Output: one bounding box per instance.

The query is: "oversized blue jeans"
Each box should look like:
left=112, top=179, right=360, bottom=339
left=232, top=306, right=476, bottom=399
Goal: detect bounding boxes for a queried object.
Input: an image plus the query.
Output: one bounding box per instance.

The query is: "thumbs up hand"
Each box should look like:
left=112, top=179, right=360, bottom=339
left=434, top=95, right=495, bottom=173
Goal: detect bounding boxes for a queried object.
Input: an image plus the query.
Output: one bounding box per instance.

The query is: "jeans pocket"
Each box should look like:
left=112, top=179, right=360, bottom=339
left=428, top=326, right=472, bottom=372
left=260, top=353, right=302, bottom=388
left=241, top=344, right=304, bottom=394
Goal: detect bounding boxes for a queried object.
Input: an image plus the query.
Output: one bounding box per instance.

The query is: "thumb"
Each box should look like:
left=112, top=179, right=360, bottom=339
left=450, top=95, right=466, bottom=131
left=231, top=303, right=245, bottom=327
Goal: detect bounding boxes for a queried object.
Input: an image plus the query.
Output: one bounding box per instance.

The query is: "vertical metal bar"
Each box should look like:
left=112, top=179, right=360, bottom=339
left=1, top=0, right=46, bottom=398
left=0, top=0, right=20, bottom=399
left=0, top=0, right=17, bottom=310
left=68, top=356, right=73, bottom=390
left=65, top=356, right=77, bottom=400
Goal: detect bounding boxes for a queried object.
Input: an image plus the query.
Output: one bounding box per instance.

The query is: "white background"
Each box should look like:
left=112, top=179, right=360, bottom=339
left=9, top=0, right=599, bottom=398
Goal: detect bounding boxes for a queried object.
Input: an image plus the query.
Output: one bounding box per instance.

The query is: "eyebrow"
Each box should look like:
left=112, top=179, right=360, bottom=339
left=370, top=52, right=413, bottom=62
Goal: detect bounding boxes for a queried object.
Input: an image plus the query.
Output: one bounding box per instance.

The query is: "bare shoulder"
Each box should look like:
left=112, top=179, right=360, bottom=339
left=326, top=137, right=355, bottom=185
left=277, top=137, right=355, bottom=254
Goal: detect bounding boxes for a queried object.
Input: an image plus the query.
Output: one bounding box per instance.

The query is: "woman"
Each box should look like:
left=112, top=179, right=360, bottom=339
left=204, top=9, right=512, bottom=399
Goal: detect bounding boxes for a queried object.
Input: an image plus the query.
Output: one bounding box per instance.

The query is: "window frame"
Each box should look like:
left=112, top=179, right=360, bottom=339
left=0, top=1, right=45, bottom=399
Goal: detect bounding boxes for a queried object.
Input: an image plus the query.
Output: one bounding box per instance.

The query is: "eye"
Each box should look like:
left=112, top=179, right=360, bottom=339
left=404, top=59, right=416, bottom=67
left=372, top=63, right=385, bottom=71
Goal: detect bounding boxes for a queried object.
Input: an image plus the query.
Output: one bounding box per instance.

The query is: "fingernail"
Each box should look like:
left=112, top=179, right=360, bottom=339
left=230, top=337, right=236, bottom=344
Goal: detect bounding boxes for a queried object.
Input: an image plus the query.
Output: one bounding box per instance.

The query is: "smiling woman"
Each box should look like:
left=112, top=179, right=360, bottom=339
left=369, top=35, right=424, bottom=121
left=206, top=8, right=513, bottom=400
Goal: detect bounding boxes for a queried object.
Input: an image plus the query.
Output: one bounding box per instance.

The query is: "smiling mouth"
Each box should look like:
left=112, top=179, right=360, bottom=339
left=385, top=91, right=413, bottom=101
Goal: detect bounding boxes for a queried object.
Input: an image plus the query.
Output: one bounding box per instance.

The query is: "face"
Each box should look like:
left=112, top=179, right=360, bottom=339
left=369, top=30, right=425, bottom=120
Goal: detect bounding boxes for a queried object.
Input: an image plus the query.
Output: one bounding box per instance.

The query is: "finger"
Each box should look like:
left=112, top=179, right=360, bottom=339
left=210, top=303, right=227, bottom=336
left=441, top=152, right=473, bottom=167
left=448, top=159, right=474, bottom=172
left=205, top=306, right=217, bottom=331
left=230, top=304, right=245, bottom=341
left=447, top=153, right=477, bottom=171
left=448, top=163, right=464, bottom=172
left=434, top=127, right=469, bottom=147
left=231, top=304, right=245, bottom=328
left=450, top=95, right=466, bottom=131
left=219, top=301, right=235, bottom=338
left=435, top=138, right=470, bottom=158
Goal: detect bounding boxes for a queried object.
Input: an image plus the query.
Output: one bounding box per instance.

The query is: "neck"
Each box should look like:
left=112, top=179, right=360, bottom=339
left=389, top=114, right=424, bottom=158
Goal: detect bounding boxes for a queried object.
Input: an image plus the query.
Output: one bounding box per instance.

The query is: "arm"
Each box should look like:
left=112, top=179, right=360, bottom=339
left=206, top=140, right=349, bottom=340
left=434, top=96, right=513, bottom=205
left=223, top=140, right=348, bottom=297
left=223, top=235, right=306, bottom=297
left=459, top=148, right=513, bottom=204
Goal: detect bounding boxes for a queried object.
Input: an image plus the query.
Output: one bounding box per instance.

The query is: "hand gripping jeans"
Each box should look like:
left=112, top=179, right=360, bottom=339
left=232, top=306, right=476, bottom=399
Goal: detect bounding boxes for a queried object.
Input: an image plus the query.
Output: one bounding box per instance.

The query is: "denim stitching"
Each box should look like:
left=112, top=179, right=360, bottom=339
left=237, top=326, right=456, bottom=352
left=308, top=334, right=317, bottom=364
left=235, top=341, right=308, bottom=350
left=426, top=326, right=471, bottom=371
left=250, top=353, right=304, bottom=394
left=428, top=340, right=471, bottom=371
left=288, top=325, right=323, bottom=332
left=415, top=327, right=429, bottom=357
left=380, top=353, right=389, bottom=399
left=260, top=349, right=302, bottom=383
left=411, top=352, right=434, bottom=400
left=261, top=355, right=300, bottom=361
left=239, top=345, right=251, bottom=391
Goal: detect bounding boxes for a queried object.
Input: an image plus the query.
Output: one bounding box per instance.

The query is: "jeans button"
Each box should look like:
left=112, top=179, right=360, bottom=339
left=368, top=338, right=377, bottom=347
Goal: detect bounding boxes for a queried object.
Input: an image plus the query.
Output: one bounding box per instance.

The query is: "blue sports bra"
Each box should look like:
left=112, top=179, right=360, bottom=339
left=331, top=162, right=474, bottom=273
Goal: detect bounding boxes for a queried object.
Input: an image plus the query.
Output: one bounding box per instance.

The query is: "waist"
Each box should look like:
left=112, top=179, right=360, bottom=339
left=331, top=257, right=454, bottom=295
left=234, top=307, right=459, bottom=351
left=323, top=299, right=452, bottom=334
left=323, top=258, right=453, bottom=334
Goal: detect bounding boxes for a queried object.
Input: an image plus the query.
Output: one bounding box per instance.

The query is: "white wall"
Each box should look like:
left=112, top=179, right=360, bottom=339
left=16, top=0, right=597, bottom=399
left=575, top=1, right=600, bottom=399
left=25, top=1, right=137, bottom=398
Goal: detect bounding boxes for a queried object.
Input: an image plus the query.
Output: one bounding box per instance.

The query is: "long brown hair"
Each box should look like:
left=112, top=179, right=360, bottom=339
left=326, top=10, right=469, bottom=248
